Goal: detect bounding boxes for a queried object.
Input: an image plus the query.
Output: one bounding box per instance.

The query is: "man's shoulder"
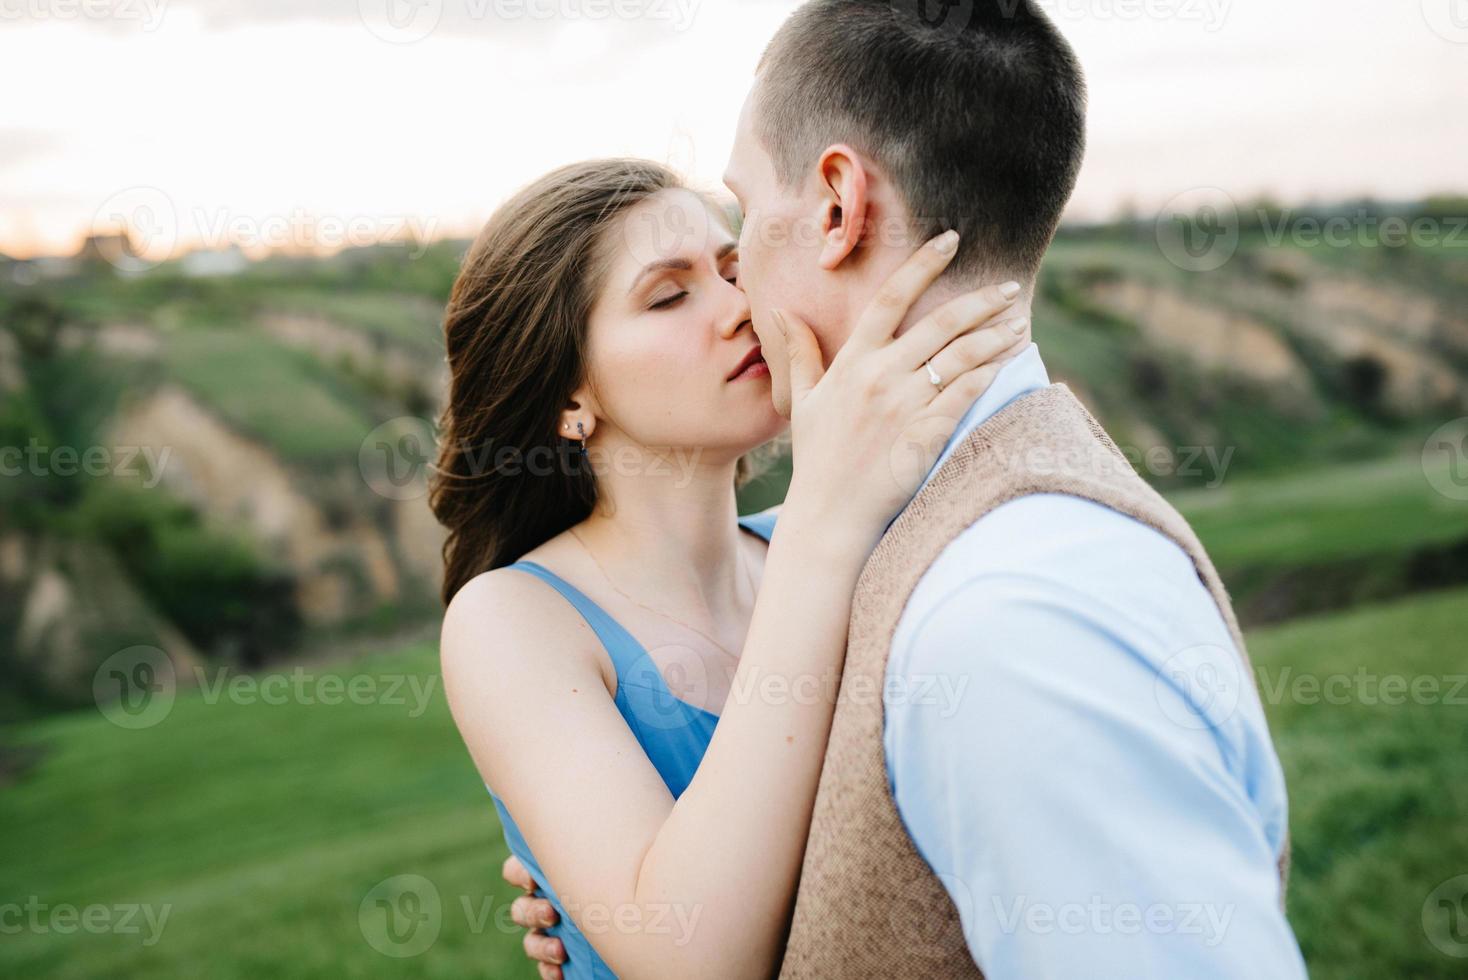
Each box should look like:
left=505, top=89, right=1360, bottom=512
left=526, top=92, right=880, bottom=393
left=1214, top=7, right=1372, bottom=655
left=898, top=491, right=1230, bottom=665
left=924, top=491, right=1198, bottom=591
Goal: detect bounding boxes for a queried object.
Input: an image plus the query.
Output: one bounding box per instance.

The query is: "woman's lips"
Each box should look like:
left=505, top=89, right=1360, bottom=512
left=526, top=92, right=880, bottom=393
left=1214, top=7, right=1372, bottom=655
left=729, top=356, right=769, bottom=382
left=727, top=345, right=768, bottom=382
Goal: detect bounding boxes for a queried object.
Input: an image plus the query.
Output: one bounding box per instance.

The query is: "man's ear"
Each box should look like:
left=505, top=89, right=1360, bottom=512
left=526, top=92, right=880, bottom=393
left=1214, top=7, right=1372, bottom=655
left=815, top=144, right=869, bottom=271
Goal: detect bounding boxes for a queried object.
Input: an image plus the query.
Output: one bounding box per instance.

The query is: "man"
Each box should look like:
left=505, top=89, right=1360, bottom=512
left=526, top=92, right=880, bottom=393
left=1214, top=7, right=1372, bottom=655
left=509, top=2, right=1306, bottom=976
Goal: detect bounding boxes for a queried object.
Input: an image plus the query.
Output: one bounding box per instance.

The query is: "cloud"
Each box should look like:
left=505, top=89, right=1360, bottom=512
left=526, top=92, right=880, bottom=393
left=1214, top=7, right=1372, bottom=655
left=15, top=0, right=715, bottom=44
left=0, top=128, right=68, bottom=174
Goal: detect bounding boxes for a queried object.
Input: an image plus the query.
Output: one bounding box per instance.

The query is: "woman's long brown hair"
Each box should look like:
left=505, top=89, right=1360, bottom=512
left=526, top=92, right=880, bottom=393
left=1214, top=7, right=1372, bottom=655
left=430, top=159, right=683, bottom=606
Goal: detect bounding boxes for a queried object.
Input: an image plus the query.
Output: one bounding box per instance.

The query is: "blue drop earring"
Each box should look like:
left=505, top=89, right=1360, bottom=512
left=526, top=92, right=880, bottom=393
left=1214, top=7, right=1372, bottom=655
left=576, top=421, right=588, bottom=457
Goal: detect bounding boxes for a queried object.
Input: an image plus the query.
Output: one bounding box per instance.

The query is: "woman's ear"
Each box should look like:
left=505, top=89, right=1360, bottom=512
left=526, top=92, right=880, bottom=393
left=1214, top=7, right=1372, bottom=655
left=816, top=144, right=870, bottom=271
left=559, top=383, right=596, bottom=441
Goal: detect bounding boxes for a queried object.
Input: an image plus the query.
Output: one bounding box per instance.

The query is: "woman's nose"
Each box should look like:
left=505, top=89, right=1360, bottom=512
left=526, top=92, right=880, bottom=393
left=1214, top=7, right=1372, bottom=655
left=716, top=283, right=752, bottom=340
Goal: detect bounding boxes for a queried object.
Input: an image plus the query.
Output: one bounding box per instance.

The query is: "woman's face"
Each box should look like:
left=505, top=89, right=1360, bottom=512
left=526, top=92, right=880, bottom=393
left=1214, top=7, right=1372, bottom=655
left=582, top=188, right=786, bottom=462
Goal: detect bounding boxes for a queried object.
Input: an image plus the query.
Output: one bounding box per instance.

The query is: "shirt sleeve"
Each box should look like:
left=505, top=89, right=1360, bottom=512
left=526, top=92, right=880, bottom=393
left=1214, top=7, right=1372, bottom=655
left=884, top=497, right=1306, bottom=980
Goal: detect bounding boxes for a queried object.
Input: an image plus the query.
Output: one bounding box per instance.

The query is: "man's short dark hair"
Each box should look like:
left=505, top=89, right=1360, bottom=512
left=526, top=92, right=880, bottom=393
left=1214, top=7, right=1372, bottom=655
left=756, top=0, right=1087, bottom=282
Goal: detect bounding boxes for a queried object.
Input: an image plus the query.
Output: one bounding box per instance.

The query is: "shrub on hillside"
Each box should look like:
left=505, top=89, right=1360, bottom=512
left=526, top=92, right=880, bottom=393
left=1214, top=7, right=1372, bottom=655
left=71, top=486, right=300, bottom=666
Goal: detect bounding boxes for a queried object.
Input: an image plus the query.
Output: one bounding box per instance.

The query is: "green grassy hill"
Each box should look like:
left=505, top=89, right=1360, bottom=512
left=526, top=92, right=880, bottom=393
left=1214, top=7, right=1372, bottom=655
left=2, top=585, right=1463, bottom=979
left=1256, top=590, right=1468, bottom=978
left=0, top=636, right=523, bottom=979
left=5, top=209, right=1466, bottom=717
left=2, top=204, right=1466, bottom=976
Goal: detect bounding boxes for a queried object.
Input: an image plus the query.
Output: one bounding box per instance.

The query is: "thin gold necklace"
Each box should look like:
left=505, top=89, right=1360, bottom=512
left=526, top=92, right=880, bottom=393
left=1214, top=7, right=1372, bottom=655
left=568, top=525, right=755, bottom=664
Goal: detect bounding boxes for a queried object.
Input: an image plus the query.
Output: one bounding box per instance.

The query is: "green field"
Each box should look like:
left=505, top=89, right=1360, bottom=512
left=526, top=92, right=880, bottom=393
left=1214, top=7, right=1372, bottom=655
left=1253, top=589, right=1468, bottom=979
left=1176, top=452, right=1468, bottom=569
left=3, top=584, right=1465, bottom=978
left=0, top=640, right=524, bottom=979
left=1174, top=451, right=1468, bottom=622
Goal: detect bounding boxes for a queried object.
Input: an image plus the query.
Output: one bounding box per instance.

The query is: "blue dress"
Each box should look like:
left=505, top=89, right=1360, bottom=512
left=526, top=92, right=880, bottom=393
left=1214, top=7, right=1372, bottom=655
left=488, top=512, right=778, bottom=979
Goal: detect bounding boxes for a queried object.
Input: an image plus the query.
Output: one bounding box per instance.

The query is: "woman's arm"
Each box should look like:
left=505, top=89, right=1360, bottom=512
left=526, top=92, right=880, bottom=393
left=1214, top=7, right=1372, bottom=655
left=443, top=235, right=1026, bottom=978
left=443, top=506, right=874, bottom=977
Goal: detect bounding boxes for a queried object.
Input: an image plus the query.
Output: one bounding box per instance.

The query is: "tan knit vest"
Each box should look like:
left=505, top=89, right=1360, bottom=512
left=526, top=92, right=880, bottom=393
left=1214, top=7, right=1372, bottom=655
left=777, top=384, right=1287, bottom=978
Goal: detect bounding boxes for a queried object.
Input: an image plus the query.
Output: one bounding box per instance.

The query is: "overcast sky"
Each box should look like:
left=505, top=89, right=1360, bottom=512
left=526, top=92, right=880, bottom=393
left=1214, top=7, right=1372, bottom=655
left=2, top=0, right=1465, bottom=258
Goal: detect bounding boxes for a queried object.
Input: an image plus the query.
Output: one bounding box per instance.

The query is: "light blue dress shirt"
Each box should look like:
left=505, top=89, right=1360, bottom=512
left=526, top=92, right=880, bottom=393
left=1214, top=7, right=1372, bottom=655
left=884, top=343, right=1308, bottom=978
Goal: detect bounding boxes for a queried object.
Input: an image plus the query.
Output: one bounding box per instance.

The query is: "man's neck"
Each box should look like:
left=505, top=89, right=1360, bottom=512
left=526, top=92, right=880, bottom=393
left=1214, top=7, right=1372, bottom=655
left=892, top=282, right=1033, bottom=338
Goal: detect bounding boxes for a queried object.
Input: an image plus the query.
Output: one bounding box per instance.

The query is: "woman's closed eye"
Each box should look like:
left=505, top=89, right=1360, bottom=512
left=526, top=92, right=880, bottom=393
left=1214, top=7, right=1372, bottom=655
left=648, top=290, right=688, bottom=311
left=646, top=255, right=738, bottom=311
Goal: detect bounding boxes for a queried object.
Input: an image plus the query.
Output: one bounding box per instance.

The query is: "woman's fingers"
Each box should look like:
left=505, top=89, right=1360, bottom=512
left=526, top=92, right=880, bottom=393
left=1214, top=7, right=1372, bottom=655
left=891, top=281, right=1023, bottom=368
left=538, top=963, right=563, bottom=980
left=522, top=929, right=566, bottom=966
left=502, top=854, right=536, bottom=892
left=770, top=308, right=826, bottom=405
left=847, top=231, right=961, bottom=352
left=920, top=316, right=1029, bottom=393
left=926, top=360, right=1006, bottom=421
left=511, top=894, right=559, bottom=929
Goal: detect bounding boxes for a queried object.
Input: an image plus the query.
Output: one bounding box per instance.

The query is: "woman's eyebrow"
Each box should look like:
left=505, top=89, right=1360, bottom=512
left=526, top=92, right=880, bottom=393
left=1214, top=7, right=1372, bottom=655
left=627, top=242, right=739, bottom=295
left=627, top=258, right=690, bottom=295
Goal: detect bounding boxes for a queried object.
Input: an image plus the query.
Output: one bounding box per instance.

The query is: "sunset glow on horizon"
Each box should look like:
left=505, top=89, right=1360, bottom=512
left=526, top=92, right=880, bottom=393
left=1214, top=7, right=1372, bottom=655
left=3, top=0, right=1465, bottom=261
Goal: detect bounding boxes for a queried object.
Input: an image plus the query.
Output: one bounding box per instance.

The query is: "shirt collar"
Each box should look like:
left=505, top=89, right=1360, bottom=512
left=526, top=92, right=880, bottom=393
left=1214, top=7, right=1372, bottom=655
left=916, top=341, right=1050, bottom=496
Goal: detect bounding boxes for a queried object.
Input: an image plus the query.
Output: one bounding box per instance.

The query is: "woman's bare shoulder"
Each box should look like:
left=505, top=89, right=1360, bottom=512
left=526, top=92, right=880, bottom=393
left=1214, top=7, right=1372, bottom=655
left=440, top=561, right=599, bottom=685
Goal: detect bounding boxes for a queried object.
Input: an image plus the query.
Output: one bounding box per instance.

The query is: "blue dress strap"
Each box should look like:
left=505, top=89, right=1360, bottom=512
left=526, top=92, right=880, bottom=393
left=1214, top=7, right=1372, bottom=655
left=737, top=510, right=778, bottom=542
left=506, top=515, right=774, bottom=677
left=504, top=561, right=648, bottom=677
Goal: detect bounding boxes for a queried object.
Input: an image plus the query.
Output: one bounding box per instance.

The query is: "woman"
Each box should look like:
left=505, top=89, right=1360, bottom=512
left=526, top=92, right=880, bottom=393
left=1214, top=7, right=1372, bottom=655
left=434, top=158, right=1026, bottom=979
